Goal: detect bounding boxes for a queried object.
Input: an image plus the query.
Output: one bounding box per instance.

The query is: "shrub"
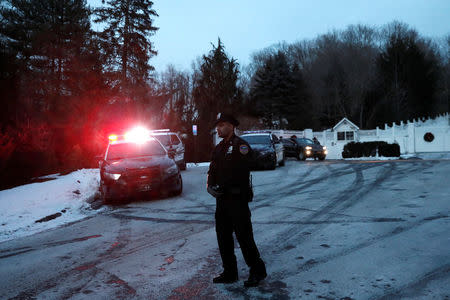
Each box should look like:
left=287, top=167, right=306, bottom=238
left=342, top=141, right=400, bottom=158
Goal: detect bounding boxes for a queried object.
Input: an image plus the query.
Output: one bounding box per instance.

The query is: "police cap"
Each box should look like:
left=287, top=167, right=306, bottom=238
left=214, top=113, right=239, bottom=127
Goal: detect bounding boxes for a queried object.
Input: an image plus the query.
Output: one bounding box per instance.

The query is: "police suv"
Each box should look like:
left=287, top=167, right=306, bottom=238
left=151, top=130, right=186, bottom=170
left=240, top=131, right=285, bottom=170
left=99, top=127, right=183, bottom=203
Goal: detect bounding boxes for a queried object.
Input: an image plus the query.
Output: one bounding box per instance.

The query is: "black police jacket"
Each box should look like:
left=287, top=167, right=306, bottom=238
left=208, top=134, right=253, bottom=202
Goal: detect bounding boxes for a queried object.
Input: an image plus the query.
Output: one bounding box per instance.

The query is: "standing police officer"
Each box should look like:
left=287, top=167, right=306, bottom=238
left=207, top=113, right=267, bottom=288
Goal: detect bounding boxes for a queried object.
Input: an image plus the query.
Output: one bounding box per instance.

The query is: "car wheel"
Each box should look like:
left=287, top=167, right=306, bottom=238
left=319, top=156, right=326, bottom=161
left=299, top=150, right=306, bottom=161
left=173, top=175, right=183, bottom=195
left=269, top=158, right=277, bottom=170
left=101, top=185, right=111, bottom=204
left=180, top=160, right=186, bottom=171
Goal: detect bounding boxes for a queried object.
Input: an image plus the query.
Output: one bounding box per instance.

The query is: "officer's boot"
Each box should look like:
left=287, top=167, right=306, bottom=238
left=213, top=268, right=238, bottom=284
left=244, top=260, right=267, bottom=287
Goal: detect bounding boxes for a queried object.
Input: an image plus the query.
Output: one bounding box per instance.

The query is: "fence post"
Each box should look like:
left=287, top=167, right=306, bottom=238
left=407, top=122, right=415, bottom=154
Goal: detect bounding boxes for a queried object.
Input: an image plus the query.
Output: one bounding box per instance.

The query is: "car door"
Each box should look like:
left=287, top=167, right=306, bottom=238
left=169, top=134, right=184, bottom=164
left=271, top=134, right=283, bottom=162
left=282, top=139, right=295, bottom=156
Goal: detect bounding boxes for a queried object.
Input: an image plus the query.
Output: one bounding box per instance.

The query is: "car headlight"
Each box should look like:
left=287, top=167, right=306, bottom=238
left=105, top=172, right=121, bottom=180
left=164, top=164, right=178, bottom=176
left=323, top=146, right=327, bottom=150
left=305, top=146, right=312, bottom=150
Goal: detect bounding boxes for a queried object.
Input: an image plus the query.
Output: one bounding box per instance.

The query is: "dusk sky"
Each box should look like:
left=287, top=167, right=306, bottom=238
left=89, top=0, right=450, bottom=72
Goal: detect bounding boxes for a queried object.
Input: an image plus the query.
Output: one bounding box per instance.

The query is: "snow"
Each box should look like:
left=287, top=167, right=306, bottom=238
left=2, top=153, right=450, bottom=243
left=0, top=169, right=102, bottom=243
left=0, top=157, right=449, bottom=299
left=186, top=162, right=210, bottom=168
left=0, top=164, right=211, bottom=243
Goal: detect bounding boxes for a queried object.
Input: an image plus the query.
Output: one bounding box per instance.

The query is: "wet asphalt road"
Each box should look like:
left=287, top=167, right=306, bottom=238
left=0, top=159, right=449, bottom=299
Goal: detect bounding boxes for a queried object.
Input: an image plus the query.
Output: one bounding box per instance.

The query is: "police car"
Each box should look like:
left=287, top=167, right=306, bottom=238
left=240, top=131, right=285, bottom=170
left=151, top=130, right=186, bottom=170
left=99, top=127, right=183, bottom=203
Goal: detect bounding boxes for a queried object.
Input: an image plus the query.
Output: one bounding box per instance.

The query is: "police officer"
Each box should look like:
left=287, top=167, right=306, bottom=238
left=207, top=113, right=267, bottom=288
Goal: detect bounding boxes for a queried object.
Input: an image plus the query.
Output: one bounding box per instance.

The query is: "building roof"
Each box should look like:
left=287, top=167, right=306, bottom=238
left=332, top=117, right=359, bottom=131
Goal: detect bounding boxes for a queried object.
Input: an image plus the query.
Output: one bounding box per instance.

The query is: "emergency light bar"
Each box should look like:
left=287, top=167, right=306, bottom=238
left=242, top=130, right=272, bottom=134
left=108, top=126, right=154, bottom=144
left=150, top=129, right=170, bottom=133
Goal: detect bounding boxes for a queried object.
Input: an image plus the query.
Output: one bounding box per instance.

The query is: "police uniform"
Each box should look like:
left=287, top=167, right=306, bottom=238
left=207, top=114, right=266, bottom=287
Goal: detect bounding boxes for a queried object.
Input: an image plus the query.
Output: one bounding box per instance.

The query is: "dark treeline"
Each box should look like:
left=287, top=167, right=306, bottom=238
left=0, top=0, right=449, bottom=188
left=244, top=23, right=449, bottom=130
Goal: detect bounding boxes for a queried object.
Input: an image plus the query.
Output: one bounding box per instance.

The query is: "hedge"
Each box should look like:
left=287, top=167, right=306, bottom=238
left=342, top=141, right=400, bottom=158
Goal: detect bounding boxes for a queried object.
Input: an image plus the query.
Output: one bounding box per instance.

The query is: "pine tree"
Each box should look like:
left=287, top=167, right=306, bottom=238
left=1, top=0, right=106, bottom=172
left=94, top=0, right=158, bottom=100
left=1, top=0, right=97, bottom=120
left=192, top=38, right=240, bottom=158
left=250, top=51, right=311, bottom=129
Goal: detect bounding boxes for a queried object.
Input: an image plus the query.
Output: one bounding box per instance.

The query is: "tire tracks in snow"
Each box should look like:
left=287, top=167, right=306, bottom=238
left=294, top=214, right=449, bottom=273
left=373, top=263, right=450, bottom=300
left=266, top=160, right=441, bottom=286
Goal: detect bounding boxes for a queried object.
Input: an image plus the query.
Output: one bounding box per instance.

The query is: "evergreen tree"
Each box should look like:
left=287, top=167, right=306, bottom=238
left=1, top=0, right=97, bottom=121
left=94, top=0, right=158, bottom=100
left=1, top=0, right=107, bottom=178
left=192, top=38, right=240, bottom=158
left=250, top=51, right=311, bottom=129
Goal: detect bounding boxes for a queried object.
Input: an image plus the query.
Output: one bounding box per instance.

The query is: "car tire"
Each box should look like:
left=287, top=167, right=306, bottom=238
left=299, top=150, right=306, bottom=161
left=101, top=185, right=111, bottom=204
left=173, top=175, right=183, bottom=196
left=269, top=159, right=277, bottom=170
left=180, top=160, right=186, bottom=171
left=319, top=156, right=326, bottom=161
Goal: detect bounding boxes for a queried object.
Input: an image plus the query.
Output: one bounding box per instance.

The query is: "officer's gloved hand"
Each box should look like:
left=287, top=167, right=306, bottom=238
left=207, top=184, right=224, bottom=198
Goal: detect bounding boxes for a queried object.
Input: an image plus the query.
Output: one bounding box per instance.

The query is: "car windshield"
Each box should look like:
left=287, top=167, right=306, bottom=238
left=153, top=135, right=171, bottom=146
left=107, top=140, right=166, bottom=160
left=297, top=138, right=314, bottom=145
left=241, top=135, right=271, bottom=145
left=281, top=139, right=293, bottom=145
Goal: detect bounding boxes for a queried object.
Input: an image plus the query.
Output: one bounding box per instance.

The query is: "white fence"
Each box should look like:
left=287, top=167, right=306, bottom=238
left=260, top=113, right=450, bottom=159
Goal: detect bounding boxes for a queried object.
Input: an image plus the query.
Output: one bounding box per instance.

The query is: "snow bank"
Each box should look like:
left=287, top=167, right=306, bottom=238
left=0, top=169, right=101, bottom=243
left=186, top=162, right=210, bottom=168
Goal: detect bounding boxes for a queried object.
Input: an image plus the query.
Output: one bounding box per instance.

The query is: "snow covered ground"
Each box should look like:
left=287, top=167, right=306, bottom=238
left=0, top=156, right=449, bottom=299
left=0, top=169, right=103, bottom=243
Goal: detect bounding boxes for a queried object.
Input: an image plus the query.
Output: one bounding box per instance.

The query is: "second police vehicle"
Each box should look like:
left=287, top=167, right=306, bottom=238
left=240, top=131, right=285, bottom=170
left=99, top=127, right=183, bottom=203
left=151, top=129, right=186, bottom=170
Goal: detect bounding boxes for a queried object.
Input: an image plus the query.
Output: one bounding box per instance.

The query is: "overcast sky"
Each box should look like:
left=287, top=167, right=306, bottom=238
left=89, top=0, right=450, bottom=72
